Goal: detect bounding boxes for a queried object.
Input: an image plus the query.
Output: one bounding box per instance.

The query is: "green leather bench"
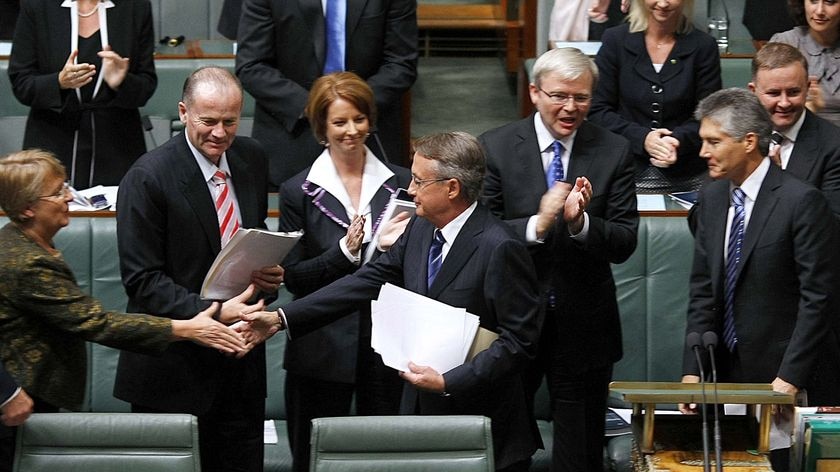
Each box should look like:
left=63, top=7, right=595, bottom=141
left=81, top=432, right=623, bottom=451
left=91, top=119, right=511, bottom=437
left=0, top=213, right=695, bottom=471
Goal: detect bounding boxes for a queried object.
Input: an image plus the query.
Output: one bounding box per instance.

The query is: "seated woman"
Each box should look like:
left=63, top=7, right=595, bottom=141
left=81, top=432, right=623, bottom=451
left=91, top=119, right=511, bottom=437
left=0, top=149, right=250, bottom=471
left=277, top=71, right=411, bottom=472
left=771, top=0, right=840, bottom=128
left=588, top=0, right=721, bottom=193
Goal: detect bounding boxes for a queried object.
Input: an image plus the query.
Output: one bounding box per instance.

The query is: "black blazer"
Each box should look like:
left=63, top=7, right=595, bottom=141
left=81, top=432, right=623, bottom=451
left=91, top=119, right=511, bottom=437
left=480, top=117, right=638, bottom=372
left=684, top=164, right=840, bottom=401
left=282, top=205, right=543, bottom=469
left=113, top=133, right=269, bottom=415
left=589, top=24, right=721, bottom=179
left=278, top=160, right=410, bottom=382
left=235, top=0, right=418, bottom=182
left=786, top=110, right=840, bottom=217
left=8, top=0, right=157, bottom=186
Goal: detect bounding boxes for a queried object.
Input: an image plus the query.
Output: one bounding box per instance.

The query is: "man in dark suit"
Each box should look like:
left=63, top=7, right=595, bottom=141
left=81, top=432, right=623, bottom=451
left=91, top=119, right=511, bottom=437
left=748, top=42, right=840, bottom=216
left=114, top=67, right=284, bottom=472
left=1, top=362, right=33, bottom=472
left=681, top=88, right=840, bottom=471
left=217, top=0, right=242, bottom=40
left=479, top=47, right=638, bottom=472
left=242, top=132, right=547, bottom=471
left=235, top=0, right=418, bottom=187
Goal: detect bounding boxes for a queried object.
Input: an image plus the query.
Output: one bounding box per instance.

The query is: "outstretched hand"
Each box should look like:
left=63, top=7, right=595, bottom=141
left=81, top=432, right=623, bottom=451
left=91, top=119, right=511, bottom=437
left=98, top=45, right=129, bottom=90
left=219, top=284, right=265, bottom=324
left=175, top=302, right=247, bottom=353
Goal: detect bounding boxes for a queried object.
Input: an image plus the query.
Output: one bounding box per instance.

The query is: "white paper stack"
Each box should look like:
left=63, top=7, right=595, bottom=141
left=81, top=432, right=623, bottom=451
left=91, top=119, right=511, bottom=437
left=370, top=283, right=485, bottom=374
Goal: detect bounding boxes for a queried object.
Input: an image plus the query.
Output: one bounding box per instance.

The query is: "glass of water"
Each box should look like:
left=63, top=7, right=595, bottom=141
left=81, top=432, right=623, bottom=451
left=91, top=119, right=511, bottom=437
left=708, top=17, right=729, bottom=53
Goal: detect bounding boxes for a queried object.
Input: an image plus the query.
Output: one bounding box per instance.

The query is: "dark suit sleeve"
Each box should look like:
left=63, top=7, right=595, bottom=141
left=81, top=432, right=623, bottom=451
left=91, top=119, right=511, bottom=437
left=235, top=0, right=310, bottom=132
left=277, top=181, right=359, bottom=296
left=117, top=164, right=211, bottom=318
left=564, top=137, right=638, bottom=264
left=777, top=189, right=839, bottom=387
left=478, top=132, right=533, bottom=238
left=0, top=362, right=18, bottom=405
left=363, top=0, right=418, bottom=108
left=8, top=0, right=66, bottom=111
left=100, top=0, right=157, bottom=109
left=589, top=28, right=653, bottom=160
left=443, top=239, right=541, bottom=395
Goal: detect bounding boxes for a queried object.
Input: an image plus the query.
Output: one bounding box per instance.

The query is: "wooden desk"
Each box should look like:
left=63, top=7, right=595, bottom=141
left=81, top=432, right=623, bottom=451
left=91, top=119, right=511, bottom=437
left=610, top=381, right=795, bottom=454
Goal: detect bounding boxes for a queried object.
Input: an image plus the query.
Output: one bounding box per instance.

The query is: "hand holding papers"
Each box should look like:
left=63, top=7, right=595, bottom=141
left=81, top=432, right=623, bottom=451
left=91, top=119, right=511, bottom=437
left=201, top=228, right=302, bottom=300
left=364, top=189, right=415, bottom=262
left=370, top=284, right=498, bottom=374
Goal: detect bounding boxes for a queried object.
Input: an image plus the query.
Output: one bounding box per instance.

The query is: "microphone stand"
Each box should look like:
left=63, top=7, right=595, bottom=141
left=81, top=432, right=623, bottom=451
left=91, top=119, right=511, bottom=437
left=704, top=331, right=723, bottom=472
left=687, top=332, right=711, bottom=472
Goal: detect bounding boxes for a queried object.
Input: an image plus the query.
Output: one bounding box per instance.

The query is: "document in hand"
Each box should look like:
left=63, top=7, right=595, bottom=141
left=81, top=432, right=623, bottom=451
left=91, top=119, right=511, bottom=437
left=201, top=228, right=302, bottom=300
left=370, top=283, right=498, bottom=373
left=363, top=189, right=415, bottom=263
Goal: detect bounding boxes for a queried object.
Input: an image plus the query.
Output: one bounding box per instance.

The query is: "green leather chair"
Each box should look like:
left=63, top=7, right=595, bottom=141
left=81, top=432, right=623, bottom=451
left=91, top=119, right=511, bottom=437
left=309, top=415, right=494, bottom=472
left=14, top=413, right=201, bottom=472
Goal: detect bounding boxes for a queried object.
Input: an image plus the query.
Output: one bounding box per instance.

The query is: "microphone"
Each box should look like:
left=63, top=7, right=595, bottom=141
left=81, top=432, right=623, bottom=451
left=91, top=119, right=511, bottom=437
left=687, top=332, right=711, bottom=472
left=703, top=331, right=723, bottom=472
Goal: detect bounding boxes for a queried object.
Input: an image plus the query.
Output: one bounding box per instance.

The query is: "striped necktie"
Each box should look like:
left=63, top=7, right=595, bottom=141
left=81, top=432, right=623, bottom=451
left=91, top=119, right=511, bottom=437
left=723, top=187, right=745, bottom=352
left=546, top=140, right=565, bottom=188
left=212, top=170, right=240, bottom=247
left=427, top=229, right=446, bottom=289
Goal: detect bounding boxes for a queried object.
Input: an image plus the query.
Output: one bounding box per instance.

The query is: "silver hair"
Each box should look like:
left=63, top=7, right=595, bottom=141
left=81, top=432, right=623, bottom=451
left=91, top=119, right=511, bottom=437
left=412, top=132, right=485, bottom=203
left=694, top=88, right=772, bottom=156
left=532, top=47, right=599, bottom=89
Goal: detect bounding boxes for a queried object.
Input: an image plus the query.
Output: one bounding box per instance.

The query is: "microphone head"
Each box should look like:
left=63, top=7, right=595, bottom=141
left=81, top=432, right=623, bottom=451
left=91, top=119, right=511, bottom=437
left=702, top=331, right=718, bottom=349
left=686, top=332, right=702, bottom=349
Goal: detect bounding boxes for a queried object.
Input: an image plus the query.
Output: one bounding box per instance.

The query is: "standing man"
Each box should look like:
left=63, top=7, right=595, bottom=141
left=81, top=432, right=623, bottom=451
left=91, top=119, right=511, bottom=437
left=235, top=0, right=418, bottom=187
left=682, top=88, right=840, bottom=471
left=748, top=42, right=840, bottom=216
left=479, top=47, right=638, bottom=472
left=114, top=67, right=284, bottom=472
left=244, top=132, right=548, bottom=471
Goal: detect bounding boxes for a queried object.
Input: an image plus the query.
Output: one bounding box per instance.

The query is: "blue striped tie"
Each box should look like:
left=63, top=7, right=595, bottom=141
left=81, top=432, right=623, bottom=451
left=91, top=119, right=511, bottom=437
left=724, top=187, right=745, bottom=352
left=546, top=140, right=565, bottom=189
left=427, top=229, right=446, bottom=288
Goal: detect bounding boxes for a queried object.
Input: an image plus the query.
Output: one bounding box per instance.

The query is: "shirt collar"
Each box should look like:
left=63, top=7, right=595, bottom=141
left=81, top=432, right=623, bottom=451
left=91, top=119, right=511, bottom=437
left=306, top=146, right=395, bottom=215
left=533, top=113, right=577, bottom=154
left=438, top=201, right=478, bottom=246
left=185, top=134, right=232, bottom=181
left=734, top=157, right=771, bottom=203
left=778, top=109, right=807, bottom=143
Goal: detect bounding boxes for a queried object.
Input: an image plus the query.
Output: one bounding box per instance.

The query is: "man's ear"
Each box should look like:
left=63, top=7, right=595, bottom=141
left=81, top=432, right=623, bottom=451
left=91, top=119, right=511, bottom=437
left=743, top=132, right=758, bottom=154
left=446, top=178, right=461, bottom=201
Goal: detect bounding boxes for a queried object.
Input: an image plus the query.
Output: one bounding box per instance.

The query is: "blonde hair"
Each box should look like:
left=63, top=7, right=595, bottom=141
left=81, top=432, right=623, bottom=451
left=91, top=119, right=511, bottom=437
left=0, top=149, right=66, bottom=222
left=627, top=0, right=695, bottom=34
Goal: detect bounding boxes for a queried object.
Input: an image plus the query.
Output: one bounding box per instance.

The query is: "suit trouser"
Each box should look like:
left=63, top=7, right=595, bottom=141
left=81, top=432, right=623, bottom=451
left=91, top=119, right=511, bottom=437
left=525, top=322, right=613, bottom=472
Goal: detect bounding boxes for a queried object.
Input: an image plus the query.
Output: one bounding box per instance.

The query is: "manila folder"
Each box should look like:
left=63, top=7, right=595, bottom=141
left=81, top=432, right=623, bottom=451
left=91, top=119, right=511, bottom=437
left=466, top=327, right=499, bottom=361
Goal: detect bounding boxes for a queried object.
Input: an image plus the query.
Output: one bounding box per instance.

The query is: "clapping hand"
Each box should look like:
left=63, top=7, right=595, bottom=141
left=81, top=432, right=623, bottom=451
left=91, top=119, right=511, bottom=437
left=535, top=181, right=573, bottom=239
left=346, top=214, right=366, bottom=257
left=97, top=45, right=130, bottom=90
left=58, top=50, right=96, bottom=89
left=564, top=176, right=592, bottom=235
left=377, top=211, right=411, bottom=251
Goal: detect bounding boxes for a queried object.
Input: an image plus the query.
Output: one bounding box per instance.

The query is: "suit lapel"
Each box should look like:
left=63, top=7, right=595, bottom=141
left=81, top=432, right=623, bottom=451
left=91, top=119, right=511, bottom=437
left=737, top=166, right=782, bottom=283
left=706, top=182, right=729, bottom=298
left=517, top=116, right=552, bottom=193
left=567, top=121, right=596, bottom=180
left=175, top=135, right=223, bottom=255
left=786, top=112, right=820, bottom=181
left=626, top=33, right=660, bottom=85
left=228, top=146, right=258, bottom=228
left=345, top=0, right=366, bottom=38
left=657, top=33, right=693, bottom=84
left=301, top=0, right=325, bottom=69
left=427, top=207, right=484, bottom=299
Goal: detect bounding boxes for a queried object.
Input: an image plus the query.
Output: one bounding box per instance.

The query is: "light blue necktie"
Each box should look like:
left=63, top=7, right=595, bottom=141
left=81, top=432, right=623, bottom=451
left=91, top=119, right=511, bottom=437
left=723, top=187, right=745, bottom=352
left=427, top=229, right=446, bottom=289
left=546, top=140, right=565, bottom=188
left=323, top=0, right=346, bottom=74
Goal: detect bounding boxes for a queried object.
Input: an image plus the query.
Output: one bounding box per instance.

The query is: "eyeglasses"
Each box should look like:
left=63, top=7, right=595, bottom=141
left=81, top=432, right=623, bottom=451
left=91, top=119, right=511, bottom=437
left=38, top=182, right=70, bottom=200
left=538, top=87, right=591, bottom=106
left=410, top=176, right=450, bottom=188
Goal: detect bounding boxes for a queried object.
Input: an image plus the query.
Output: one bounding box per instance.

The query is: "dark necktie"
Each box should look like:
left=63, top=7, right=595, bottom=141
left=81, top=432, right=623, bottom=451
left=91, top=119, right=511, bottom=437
left=323, top=0, right=345, bottom=73
left=769, top=131, right=785, bottom=167
left=427, top=229, right=446, bottom=289
left=723, top=187, right=745, bottom=352
left=546, top=140, right=565, bottom=189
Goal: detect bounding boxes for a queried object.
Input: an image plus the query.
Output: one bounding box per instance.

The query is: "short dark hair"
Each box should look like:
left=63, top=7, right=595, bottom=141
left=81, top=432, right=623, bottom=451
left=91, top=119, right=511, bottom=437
left=305, top=72, right=376, bottom=144
left=752, top=42, right=809, bottom=79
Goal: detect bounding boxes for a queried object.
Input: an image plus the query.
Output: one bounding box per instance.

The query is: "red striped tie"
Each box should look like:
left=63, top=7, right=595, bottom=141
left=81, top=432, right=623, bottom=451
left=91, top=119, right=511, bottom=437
left=212, top=170, right=240, bottom=247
